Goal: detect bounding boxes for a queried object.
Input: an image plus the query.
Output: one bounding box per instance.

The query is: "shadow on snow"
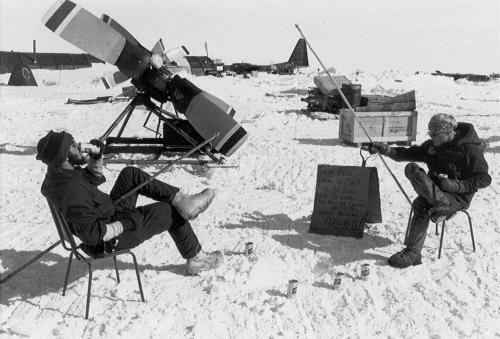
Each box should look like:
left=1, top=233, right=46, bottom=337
left=0, top=248, right=184, bottom=305
left=220, top=211, right=392, bottom=267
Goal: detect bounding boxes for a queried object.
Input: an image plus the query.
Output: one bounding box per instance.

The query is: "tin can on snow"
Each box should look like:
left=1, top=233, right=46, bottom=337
left=78, top=143, right=100, bottom=156
left=287, top=279, right=298, bottom=298
left=333, top=272, right=344, bottom=291
left=360, top=263, right=370, bottom=281
left=244, top=242, right=254, bottom=256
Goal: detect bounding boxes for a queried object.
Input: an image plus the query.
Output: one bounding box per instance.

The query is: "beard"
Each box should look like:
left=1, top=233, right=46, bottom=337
left=68, top=152, right=87, bottom=166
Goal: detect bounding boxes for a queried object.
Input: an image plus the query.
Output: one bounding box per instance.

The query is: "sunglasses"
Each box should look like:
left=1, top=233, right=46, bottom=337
left=71, top=140, right=81, bottom=150
left=428, top=130, right=448, bottom=138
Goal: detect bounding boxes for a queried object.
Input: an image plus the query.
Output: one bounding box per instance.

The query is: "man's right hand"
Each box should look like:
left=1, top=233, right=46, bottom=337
left=88, top=139, right=105, bottom=160
left=368, top=142, right=390, bottom=155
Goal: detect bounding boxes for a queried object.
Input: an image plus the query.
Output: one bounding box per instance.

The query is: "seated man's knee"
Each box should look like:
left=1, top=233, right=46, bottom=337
left=404, top=162, right=422, bottom=179
left=412, top=196, right=429, bottom=213
left=119, top=166, right=141, bottom=178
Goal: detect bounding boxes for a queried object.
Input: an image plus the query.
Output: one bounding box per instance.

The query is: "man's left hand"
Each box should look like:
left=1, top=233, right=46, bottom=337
left=437, top=177, right=466, bottom=193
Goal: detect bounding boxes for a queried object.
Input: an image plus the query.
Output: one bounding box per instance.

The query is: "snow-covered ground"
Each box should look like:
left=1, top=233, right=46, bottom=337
left=1, top=65, right=499, bottom=338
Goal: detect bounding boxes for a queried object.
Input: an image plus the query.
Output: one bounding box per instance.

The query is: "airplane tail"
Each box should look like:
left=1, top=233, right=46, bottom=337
left=288, top=38, right=308, bottom=67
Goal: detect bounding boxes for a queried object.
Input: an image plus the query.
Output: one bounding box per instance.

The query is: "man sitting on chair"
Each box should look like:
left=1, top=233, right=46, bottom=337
left=36, top=130, right=222, bottom=275
left=369, top=113, right=491, bottom=268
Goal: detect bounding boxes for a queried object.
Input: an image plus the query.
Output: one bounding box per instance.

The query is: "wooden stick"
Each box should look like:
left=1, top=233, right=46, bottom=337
left=114, top=134, right=218, bottom=205
left=295, top=24, right=412, bottom=206
left=0, top=240, right=61, bottom=285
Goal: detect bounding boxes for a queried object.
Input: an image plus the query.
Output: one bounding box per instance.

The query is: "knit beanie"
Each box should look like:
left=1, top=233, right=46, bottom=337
left=428, top=113, right=457, bottom=135
left=36, top=130, right=73, bottom=165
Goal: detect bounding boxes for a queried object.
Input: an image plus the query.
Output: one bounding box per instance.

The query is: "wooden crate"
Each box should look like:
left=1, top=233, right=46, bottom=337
left=339, top=109, right=418, bottom=145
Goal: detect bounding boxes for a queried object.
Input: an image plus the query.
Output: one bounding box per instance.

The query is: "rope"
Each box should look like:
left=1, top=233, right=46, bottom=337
left=294, top=24, right=412, bottom=206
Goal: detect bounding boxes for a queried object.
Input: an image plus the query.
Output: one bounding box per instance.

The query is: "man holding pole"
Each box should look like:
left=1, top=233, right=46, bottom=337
left=369, top=114, right=491, bottom=268
left=36, top=130, right=223, bottom=275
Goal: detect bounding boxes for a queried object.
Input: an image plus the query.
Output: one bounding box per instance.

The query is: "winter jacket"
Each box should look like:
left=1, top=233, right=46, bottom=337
left=388, top=122, right=491, bottom=206
left=41, top=166, right=140, bottom=247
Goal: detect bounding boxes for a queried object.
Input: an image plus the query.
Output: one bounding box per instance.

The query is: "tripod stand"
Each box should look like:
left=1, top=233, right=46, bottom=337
left=100, top=93, right=223, bottom=165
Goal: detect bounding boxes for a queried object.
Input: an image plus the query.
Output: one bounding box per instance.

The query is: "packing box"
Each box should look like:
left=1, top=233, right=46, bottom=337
left=339, top=109, right=418, bottom=145
left=358, top=91, right=416, bottom=112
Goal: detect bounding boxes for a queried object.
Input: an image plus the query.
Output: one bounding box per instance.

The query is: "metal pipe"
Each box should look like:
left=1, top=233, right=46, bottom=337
left=33, top=40, right=37, bottom=64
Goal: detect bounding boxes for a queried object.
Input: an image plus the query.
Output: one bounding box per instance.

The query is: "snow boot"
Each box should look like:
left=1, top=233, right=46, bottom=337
left=186, top=250, right=224, bottom=275
left=388, top=248, right=422, bottom=268
left=172, top=188, right=215, bottom=220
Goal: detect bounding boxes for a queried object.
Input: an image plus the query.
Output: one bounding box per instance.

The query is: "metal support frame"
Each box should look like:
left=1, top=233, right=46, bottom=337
left=62, top=249, right=145, bottom=319
left=101, top=93, right=222, bottom=164
left=438, top=210, right=475, bottom=259
left=405, top=207, right=476, bottom=259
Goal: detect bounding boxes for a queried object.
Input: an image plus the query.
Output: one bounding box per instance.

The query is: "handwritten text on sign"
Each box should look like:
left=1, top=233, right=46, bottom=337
left=309, top=165, right=371, bottom=238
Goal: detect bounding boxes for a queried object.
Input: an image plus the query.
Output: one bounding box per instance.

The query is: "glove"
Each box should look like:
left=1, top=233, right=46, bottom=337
left=368, top=142, right=390, bottom=155
left=436, top=177, right=466, bottom=193
left=88, top=139, right=105, bottom=160
left=103, top=221, right=124, bottom=241
left=80, top=239, right=117, bottom=257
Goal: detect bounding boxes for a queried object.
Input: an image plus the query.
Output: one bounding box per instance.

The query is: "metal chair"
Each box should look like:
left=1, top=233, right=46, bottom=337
left=405, top=207, right=475, bottom=259
left=47, top=198, right=145, bottom=319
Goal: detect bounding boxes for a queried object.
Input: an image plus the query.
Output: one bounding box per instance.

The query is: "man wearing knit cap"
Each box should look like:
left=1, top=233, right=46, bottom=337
left=37, top=130, right=223, bottom=275
left=369, top=113, right=491, bottom=268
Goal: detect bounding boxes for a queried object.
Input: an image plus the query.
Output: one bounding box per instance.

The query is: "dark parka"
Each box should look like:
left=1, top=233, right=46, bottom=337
left=388, top=122, right=491, bottom=207
left=41, top=166, right=140, bottom=247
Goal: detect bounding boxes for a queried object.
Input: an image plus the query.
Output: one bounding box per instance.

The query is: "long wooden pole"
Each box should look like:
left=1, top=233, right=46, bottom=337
left=0, top=240, right=61, bottom=285
left=295, top=24, right=412, bottom=206
left=114, top=134, right=218, bottom=205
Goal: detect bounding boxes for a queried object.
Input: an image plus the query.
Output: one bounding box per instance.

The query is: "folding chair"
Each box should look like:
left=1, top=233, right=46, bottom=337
left=405, top=207, right=476, bottom=259
left=46, top=198, right=145, bottom=319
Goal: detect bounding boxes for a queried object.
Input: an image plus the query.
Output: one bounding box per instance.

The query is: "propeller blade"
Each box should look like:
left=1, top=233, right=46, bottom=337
left=101, top=13, right=140, bottom=46
left=121, top=86, right=137, bottom=98
left=101, top=71, right=130, bottom=89
left=43, top=0, right=126, bottom=65
left=151, top=39, right=165, bottom=55
left=164, top=46, right=190, bottom=63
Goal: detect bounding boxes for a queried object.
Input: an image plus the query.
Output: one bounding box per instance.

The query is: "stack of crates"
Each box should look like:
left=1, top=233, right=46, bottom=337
left=339, top=90, right=418, bottom=146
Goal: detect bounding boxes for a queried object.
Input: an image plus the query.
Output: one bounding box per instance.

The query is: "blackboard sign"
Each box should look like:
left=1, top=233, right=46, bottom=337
left=309, top=165, right=381, bottom=238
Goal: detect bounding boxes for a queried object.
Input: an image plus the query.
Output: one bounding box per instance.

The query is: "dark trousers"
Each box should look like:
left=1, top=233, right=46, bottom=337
left=109, top=166, right=201, bottom=259
left=404, top=163, right=466, bottom=253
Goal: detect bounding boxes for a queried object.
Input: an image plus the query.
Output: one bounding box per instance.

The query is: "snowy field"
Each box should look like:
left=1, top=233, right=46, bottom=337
left=1, top=65, right=499, bottom=338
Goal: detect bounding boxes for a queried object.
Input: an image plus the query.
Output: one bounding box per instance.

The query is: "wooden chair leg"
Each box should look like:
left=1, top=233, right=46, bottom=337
left=435, top=222, right=439, bottom=236
left=85, top=262, right=92, bottom=320
left=438, top=221, right=446, bottom=259
left=62, top=252, right=73, bottom=296
left=113, top=255, right=120, bottom=284
left=129, top=251, right=145, bottom=302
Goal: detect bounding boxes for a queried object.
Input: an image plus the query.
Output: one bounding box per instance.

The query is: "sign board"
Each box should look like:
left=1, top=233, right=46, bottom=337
left=309, top=165, right=381, bottom=238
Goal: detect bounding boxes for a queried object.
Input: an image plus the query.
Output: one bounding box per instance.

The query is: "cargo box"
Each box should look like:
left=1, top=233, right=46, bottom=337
left=339, top=109, right=418, bottom=146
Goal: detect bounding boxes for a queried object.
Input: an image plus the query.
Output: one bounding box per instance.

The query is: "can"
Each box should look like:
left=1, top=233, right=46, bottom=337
left=244, top=242, right=254, bottom=256
left=287, top=279, right=298, bottom=299
left=79, top=143, right=100, bottom=155
left=333, top=272, right=343, bottom=291
left=360, top=264, right=370, bottom=281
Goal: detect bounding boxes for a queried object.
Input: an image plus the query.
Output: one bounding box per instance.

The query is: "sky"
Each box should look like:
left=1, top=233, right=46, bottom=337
left=1, top=0, right=499, bottom=74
